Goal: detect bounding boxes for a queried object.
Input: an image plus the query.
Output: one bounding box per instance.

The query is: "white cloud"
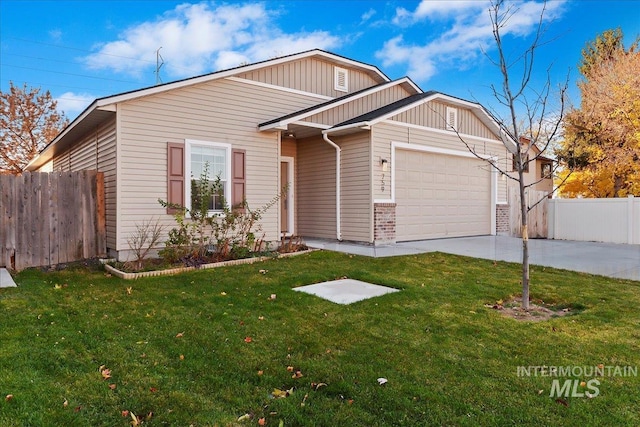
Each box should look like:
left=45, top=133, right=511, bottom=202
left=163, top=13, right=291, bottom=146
left=84, top=2, right=341, bottom=79
left=361, top=8, right=376, bottom=23
left=378, top=0, right=567, bottom=82
left=55, top=92, right=95, bottom=119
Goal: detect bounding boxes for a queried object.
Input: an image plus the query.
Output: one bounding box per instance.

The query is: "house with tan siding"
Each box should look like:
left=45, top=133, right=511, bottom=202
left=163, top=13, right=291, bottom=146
left=26, top=49, right=514, bottom=260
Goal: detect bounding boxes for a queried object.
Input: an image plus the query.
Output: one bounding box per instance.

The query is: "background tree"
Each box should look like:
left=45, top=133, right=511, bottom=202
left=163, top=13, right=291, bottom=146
left=556, top=29, right=640, bottom=197
left=0, top=82, right=68, bottom=174
left=452, top=0, right=567, bottom=310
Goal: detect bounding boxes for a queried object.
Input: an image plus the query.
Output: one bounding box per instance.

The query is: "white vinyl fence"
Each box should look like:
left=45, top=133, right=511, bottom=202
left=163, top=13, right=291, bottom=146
left=548, top=195, right=639, bottom=244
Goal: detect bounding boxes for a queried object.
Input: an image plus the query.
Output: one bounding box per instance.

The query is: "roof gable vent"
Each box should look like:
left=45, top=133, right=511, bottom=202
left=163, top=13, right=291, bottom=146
left=446, top=106, right=458, bottom=131
left=334, top=66, right=348, bottom=92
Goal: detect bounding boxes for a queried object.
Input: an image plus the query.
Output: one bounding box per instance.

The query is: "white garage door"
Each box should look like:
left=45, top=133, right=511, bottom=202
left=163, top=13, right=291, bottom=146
left=395, top=149, right=491, bottom=241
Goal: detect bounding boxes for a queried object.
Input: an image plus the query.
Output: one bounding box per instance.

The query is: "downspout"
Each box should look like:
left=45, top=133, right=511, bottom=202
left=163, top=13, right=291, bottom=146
left=322, top=131, right=342, bottom=241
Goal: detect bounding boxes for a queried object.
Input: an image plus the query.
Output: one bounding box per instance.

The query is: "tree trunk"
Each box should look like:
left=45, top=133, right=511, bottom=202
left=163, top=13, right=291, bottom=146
left=519, top=160, right=530, bottom=310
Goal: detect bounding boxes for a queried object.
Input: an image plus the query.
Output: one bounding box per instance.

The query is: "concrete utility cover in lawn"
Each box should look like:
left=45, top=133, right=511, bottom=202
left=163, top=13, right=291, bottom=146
left=294, top=279, right=399, bottom=305
left=0, top=268, right=17, bottom=288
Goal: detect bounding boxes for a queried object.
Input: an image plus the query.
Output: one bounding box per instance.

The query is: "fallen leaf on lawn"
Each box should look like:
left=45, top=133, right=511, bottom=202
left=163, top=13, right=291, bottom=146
left=101, top=368, right=112, bottom=380
left=109, top=383, right=117, bottom=390
left=244, top=336, right=253, bottom=343
left=268, top=294, right=276, bottom=300
left=257, top=370, right=264, bottom=376
left=258, top=418, right=266, bottom=426
left=175, top=332, right=184, bottom=338
left=286, top=366, right=294, bottom=372
left=74, top=406, right=82, bottom=412
left=179, top=354, right=185, bottom=360
left=377, top=378, right=388, bottom=385
left=292, top=370, right=303, bottom=379
left=537, top=389, right=544, bottom=395
left=221, top=292, right=227, bottom=296
left=259, top=269, right=268, bottom=274
left=301, top=393, right=309, bottom=406
left=149, top=387, right=158, bottom=393
left=5, top=394, right=14, bottom=402
left=348, top=399, right=354, bottom=405
left=130, top=412, right=141, bottom=426
left=121, top=410, right=130, bottom=417
left=63, top=398, right=68, bottom=407
left=258, top=316, right=265, bottom=321
left=271, top=387, right=294, bottom=398
left=237, top=413, right=251, bottom=422
left=555, top=398, right=569, bottom=407
left=311, top=382, right=327, bottom=391
left=126, top=287, right=133, bottom=295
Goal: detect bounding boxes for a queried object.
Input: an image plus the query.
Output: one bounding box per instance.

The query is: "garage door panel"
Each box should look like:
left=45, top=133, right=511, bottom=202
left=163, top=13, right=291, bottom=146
left=396, top=150, right=491, bottom=241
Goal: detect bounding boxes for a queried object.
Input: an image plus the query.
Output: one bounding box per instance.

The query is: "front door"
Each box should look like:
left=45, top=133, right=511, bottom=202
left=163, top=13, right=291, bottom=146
left=280, top=157, right=294, bottom=235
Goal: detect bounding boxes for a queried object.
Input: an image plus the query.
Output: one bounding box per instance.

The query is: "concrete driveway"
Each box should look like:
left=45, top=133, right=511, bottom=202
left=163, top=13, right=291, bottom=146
left=306, top=236, right=640, bottom=282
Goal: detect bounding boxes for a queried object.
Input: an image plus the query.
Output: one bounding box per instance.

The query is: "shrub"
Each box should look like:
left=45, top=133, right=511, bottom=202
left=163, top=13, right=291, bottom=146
left=158, top=162, right=283, bottom=265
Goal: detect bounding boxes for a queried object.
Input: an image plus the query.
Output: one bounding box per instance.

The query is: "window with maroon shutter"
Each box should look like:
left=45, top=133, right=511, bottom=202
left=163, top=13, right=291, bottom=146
left=231, top=149, right=246, bottom=212
left=166, top=142, right=185, bottom=214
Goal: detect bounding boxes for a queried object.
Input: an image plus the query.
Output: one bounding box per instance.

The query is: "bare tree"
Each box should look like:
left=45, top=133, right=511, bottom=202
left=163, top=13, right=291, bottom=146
left=0, top=82, right=68, bottom=174
left=451, top=0, right=568, bottom=310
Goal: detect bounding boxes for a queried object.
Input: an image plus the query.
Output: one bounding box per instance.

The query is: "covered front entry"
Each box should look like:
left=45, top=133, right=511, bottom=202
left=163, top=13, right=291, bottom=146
left=395, top=148, right=492, bottom=241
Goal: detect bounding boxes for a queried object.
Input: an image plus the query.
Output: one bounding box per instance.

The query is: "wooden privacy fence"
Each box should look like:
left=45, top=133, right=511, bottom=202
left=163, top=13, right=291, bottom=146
left=0, top=171, right=106, bottom=270
left=509, top=188, right=549, bottom=239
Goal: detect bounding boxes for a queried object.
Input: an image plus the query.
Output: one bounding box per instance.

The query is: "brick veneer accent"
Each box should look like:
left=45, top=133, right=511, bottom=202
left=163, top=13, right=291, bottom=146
left=496, top=203, right=510, bottom=234
left=374, top=203, right=396, bottom=245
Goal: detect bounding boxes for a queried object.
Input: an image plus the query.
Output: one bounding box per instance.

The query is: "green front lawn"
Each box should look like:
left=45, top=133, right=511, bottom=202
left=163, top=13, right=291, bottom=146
left=1, top=251, right=639, bottom=426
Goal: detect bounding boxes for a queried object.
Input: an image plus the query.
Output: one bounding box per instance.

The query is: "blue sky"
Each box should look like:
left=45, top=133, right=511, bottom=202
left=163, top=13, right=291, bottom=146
left=1, top=0, right=639, bottom=120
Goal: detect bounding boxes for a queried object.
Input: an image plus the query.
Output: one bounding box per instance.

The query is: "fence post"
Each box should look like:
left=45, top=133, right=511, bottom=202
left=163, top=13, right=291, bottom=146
left=628, top=195, right=634, bottom=245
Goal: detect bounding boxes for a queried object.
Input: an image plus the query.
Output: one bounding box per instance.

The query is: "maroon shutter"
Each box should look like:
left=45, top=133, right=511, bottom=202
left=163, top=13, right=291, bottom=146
left=167, top=142, right=185, bottom=214
left=231, top=149, right=246, bottom=212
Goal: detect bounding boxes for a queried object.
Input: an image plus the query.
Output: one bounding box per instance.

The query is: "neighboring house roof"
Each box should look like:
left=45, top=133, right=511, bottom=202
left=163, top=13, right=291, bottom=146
left=26, top=49, right=390, bottom=170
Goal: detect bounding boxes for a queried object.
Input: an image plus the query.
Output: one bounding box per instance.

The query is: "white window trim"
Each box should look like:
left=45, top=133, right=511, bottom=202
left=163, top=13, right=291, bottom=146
left=185, top=139, right=232, bottom=215
left=334, top=66, right=348, bottom=92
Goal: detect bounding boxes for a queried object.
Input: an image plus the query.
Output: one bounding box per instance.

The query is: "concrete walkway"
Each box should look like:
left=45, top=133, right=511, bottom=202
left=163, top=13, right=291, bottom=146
left=0, top=268, right=17, bottom=288
left=306, top=236, right=640, bottom=282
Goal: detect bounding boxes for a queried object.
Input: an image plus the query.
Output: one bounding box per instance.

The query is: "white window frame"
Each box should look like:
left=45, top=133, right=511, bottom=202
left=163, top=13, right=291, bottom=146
left=334, top=66, right=348, bottom=92
left=185, top=139, right=232, bottom=215
left=446, top=106, right=458, bottom=131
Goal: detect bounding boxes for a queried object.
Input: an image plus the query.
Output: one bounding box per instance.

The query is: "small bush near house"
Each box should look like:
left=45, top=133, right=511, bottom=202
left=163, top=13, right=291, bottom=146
left=126, top=217, right=165, bottom=271
left=157, top=164, right=285, bottom=268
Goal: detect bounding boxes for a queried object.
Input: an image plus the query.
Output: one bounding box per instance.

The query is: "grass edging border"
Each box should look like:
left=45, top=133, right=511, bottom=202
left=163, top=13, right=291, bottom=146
left=103, top=249, right=319, bottom=280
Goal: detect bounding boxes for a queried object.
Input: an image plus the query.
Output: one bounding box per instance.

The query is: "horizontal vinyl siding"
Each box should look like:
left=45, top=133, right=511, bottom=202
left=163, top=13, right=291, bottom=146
left=237, top=57, right=379, bottom=97
left=303, top=85, right=411, bottom=126
left=97, top=119, right=117, bottom=249
left=51, top=116, right=118, bottom=250
left=372, top=122, right=508, bottom=201
left=297, top=136, right=336, bottom=239
left=116, top=78, right=322, bottom=251
left=337, top=132, right=372, bottom=242
left=391, top=100, right=499, bottom=140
